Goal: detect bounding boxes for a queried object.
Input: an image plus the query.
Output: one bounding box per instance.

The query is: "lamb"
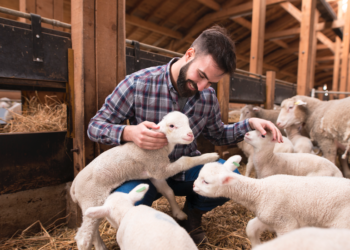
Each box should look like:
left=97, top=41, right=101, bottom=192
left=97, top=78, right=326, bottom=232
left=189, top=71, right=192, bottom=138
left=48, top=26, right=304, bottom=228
left=276, top=96, right=350, bottom=177
left=284, top=124, right=315, bottom=154
left=85, top=184, right=198, bottom=250
left=71, top=111, right=219, bottom=250
left=243, top=130, right=342, bottom=178
left=4, top=102, right=22, bottom=121
left=253, top=227, right=350, bottom=250
left=236, top=137, right=294, bottom=177
left=193, top=162, right=350, bottom=247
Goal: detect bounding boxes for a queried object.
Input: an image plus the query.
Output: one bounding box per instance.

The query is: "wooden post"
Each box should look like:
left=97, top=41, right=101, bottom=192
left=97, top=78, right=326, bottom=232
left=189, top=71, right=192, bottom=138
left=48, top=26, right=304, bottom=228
left=265, top=71, right=276, bottom=109
left=215, top=74, right=230, bottom=159
left=317, top=86, right=323, bottom=100
left=339, top=0, right=350, bottom=99
left=331, top=5, right=343, bottom=100
left=297, top=0, right=317, bottom=96
left=70, top=0, right=126, bottom=227
left=309, top=11, right=319, bottom=91
left=249, top=0, right=266, bottom=75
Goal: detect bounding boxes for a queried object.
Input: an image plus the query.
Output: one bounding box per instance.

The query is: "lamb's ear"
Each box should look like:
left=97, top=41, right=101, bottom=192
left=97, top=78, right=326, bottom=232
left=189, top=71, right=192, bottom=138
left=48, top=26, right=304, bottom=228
left=294, top=100, right=307, bottom=106
left=129, top=184, right=149, bottom=204
left=85, top=206, right=110, bottom=219
left=223, top=155, right=242, bottom=172
left=252, top=107, right=260, bottom=111
left=219, top=173, right=236, bottom=185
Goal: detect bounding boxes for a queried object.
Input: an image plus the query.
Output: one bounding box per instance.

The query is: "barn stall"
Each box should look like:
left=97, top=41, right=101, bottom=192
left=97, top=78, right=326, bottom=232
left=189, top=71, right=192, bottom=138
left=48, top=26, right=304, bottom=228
left=0, top=0, right=350, bottom=249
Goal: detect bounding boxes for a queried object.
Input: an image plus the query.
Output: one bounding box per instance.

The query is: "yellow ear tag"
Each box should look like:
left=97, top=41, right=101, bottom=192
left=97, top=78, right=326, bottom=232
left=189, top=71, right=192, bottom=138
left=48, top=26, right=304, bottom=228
left=233, top=162, right=240, bottom=167
left=136, top=186, right=146, bottom=193
left=294, top=100, right=302, bottom=105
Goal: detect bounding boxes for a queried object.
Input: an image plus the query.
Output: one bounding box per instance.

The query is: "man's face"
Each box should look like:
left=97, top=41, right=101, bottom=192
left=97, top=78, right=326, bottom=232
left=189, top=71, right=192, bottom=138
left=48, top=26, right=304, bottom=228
left=177, top=54, right=225, bottom=97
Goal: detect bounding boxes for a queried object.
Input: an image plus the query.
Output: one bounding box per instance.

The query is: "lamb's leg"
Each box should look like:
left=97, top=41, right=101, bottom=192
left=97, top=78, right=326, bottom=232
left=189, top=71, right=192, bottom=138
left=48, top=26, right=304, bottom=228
left=245, top=157, right=254, bottom=177
left=246, top=217, right=272, bottom=247
left=150, top=178, right=187, bottom=220
left=162, top=153, right=219, bottom=177
left=75, top=216, right=102, bottom=250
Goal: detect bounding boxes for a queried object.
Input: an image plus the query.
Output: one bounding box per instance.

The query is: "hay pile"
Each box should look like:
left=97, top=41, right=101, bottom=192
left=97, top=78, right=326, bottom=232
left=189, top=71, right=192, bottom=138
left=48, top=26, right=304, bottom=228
left=0, top=95, right=66, bottom=133
left=0, top=164, right=276, bottom=250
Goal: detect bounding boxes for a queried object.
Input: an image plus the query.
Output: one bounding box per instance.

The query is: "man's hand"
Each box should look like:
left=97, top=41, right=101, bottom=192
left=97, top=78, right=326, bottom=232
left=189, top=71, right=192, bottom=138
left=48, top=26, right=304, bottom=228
left=122, top=121, right=168, bottom=150
left=248, top=118, right=283, bottom=143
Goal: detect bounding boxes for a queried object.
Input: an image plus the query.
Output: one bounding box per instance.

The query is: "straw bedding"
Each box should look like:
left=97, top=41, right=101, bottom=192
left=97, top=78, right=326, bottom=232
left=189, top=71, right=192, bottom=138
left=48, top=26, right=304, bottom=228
left=0, top=164, right=276, bottom=250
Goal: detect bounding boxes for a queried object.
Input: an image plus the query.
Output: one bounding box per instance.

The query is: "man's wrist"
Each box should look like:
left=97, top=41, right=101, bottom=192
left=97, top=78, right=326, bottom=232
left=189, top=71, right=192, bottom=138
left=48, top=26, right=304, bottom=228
left=121, top=125, right=134, bottom=142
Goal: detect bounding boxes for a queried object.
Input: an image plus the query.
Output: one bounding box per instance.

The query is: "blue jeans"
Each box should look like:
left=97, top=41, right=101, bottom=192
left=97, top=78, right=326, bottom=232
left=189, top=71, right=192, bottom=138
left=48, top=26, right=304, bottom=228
left=113, top=158, right=240, bottom=211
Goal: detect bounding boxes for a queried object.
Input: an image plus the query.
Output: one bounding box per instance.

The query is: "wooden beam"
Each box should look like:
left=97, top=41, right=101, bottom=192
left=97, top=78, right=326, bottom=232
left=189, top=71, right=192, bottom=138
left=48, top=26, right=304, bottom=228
left=331, top=4, right=342, bottom=99
left=296, top=0, right=317, bottom=95
left=339, top=0, right=350, bottom=98
left=129, top=0, right=147, bottom=15
left=195, top=0, right=221, bottom=11
left=125, top=14, right=183, bottom=39
left=316, top=64, right=334, bottom=70
left=317, top=55, right=335, bottom=61
left=231, top=17, right=251, bottom=29
left=250, top=0, right=266, bottom=75
left=309, top=11, right=319, bottom=90
left=316, top=31, right=335, bottom=53
left=265, top=71, right=276, bottom=109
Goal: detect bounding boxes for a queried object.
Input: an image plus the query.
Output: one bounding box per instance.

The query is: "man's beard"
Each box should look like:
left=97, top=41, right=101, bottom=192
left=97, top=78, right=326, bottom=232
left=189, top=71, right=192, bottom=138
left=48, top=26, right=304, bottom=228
left=176, top=60, right=198, bottom=97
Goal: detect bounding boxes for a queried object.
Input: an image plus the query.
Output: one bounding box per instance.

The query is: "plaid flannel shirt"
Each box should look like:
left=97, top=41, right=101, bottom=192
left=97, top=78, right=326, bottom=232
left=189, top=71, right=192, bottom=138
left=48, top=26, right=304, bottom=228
left=87, top=58, right=251, bottom=181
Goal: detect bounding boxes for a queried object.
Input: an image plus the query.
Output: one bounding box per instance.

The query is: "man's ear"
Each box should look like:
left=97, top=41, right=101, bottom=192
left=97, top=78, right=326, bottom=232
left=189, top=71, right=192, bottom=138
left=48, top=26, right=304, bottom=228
left=223, top=155, right=242, bottom=172
left=129, top=184, right=149, bottom=204
left=219, top=173, right=235, bottom=185
left=185, top=47, right=195, bottom=62
left=85, top=206, right=110, bottom=219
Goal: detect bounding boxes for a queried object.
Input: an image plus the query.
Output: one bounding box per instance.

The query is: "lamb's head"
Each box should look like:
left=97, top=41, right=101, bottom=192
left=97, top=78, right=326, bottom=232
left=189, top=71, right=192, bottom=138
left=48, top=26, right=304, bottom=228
left=244, top=130, right=276, bottom=150
left=157, top=111, right=194, bottom=145
left=85, top=184, right=149, bottom=228
left=240, top=105, right=260, bottom=121
left=277, top=96, right=308, bottom=129
left=0, top=102, right=10, bottom=109
left=193, top=155, right=242, bottom=197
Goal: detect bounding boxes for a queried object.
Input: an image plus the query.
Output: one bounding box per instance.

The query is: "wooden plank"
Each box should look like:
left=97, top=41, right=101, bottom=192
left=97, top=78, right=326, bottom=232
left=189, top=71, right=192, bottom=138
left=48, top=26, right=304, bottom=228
left=296, top=0, right=317, bottom=95
left=316, top=64, right=334, bottom=70
left=195, top=0, right=220, bottom=11
left=309, top=11, right=319, bottom=90
left=231, top=17, right=251, bottom=29
left=317, top=55, right=334, bottom=61
left=316, top=31, right=335, bottom=53
left=53, top=0, right=64, bottom=31
left=317, top=86, right=323, bottom=100
left=330, top=4, right=343, bottom=99
left=19, top=0, right=35, bottom=23
left=67, top=49, right=75, bottom=139
left=279, top=1, right=302, bottom=21
left=265, top=71, right=276, bottom=109
left=250, top=0, right=266, bottom=75
left=215, top=74, right=230, bottom=158
left=125, top=14, right=183, bottom=39
left=36, top=0, right=54, bottom=29
left=339, top=0, right=350, bottom=98
left=129, top=0, right=147, bottom=15
left=117, top=0, right=126, bottom=84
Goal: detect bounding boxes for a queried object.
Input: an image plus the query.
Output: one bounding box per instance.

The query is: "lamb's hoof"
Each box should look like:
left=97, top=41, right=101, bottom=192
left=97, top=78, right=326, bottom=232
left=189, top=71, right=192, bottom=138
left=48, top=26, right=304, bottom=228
left=201, top=152, right=220, bottom=164
left=174, top=210, right=188, bottom=221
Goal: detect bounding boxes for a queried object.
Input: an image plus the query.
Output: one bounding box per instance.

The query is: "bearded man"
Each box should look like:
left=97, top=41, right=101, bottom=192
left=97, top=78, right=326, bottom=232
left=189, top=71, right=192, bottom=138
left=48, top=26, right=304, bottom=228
left=87, top=25, right=282, bottom=244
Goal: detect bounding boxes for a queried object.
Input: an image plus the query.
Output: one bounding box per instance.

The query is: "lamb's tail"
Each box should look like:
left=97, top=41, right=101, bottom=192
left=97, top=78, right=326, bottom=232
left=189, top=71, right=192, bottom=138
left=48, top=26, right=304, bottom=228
left=70, top=178, right=78, bottom=204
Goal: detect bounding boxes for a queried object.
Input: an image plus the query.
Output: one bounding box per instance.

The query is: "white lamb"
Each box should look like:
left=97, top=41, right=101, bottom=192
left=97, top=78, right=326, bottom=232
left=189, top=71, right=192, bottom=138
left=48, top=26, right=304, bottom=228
left=85, top=184, right=198, bottom=250
left=193, top=161, right=350, bottom=247
left=237, top=137, right=294, bottom=177
left=243, top=130, right=342, bottom=178
left=284, top=124, right=316, bottom=154
left=4, top=102, right=22, bottom=121
left=71, top=111, right=219, bottom=250
left=253, top=227, right=350, bottom=250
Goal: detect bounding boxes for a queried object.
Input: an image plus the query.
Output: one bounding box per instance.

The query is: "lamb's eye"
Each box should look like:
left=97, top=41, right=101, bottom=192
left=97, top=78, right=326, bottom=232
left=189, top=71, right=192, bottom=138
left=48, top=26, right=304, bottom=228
left=261, top=135, right=265, bottom=138
left=170, top=125, right=174, bottom=128
left=289, top=106, right=293, bottom=109
left=203, top=180, right=209, bottom=184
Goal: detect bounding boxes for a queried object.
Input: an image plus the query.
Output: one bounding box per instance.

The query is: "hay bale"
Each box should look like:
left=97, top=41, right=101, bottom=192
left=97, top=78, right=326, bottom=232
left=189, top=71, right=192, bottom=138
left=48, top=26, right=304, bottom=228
left=0, top=95, right=66, bottom=133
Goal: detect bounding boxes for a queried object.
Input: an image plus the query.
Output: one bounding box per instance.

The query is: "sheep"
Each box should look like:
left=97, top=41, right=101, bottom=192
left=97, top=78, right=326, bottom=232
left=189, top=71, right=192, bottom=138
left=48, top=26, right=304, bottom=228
left=85, top=184, right=198, bottom=250
left=4, top=102, right=22, bottom=121
left=71, top=111, right=219, bottom=250
left=276, top=96, right=350, bottom=178
left=193, top=163, right=350, bottom=247
left=243, top=130, right=342, bottom=178
left=0, top=101, right=10, bottom=109
left=236, top=136, right=294, bottom=177
left=253, top=227, right=350, bottom=250
left=284, top=124, right=316, bottom=154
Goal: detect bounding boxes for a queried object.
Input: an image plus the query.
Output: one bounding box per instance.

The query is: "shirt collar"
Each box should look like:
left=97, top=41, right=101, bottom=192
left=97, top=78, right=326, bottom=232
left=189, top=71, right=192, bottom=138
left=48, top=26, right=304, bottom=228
left=166, top=57, right=180, bottom=92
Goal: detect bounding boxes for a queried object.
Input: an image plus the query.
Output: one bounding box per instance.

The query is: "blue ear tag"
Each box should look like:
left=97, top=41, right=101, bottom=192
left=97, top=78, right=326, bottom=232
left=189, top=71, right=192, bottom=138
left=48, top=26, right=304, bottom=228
left=136, top=186, right=146, bottom=193
left=233, top=162, right=240, bottom=167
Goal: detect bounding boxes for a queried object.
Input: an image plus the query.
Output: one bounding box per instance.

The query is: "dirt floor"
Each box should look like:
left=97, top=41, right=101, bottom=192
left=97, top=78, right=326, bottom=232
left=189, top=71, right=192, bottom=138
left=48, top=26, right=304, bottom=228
left=0, top=164, right=277, bottom=250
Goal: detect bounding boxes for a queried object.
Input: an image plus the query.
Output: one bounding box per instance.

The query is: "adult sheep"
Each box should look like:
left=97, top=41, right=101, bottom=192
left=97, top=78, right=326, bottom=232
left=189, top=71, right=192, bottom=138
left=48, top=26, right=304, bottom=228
left=71, top=111, right=219, bottom=250
left=276, top=96, right=350, bottom=177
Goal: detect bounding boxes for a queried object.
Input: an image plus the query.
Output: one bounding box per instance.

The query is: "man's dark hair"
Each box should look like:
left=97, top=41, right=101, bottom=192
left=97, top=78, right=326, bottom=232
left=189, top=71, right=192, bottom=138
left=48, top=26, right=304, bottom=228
left=191, top=25, right=236, bottom=74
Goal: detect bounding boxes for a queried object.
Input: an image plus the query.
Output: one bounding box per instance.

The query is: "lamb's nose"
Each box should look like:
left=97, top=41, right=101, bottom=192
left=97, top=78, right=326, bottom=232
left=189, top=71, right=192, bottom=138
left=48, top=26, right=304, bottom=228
left=187, top=132, right=194, bottom=138
left=246, top=132, right=249, bottom=136
left=277, top=122, right=281, bottom=127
